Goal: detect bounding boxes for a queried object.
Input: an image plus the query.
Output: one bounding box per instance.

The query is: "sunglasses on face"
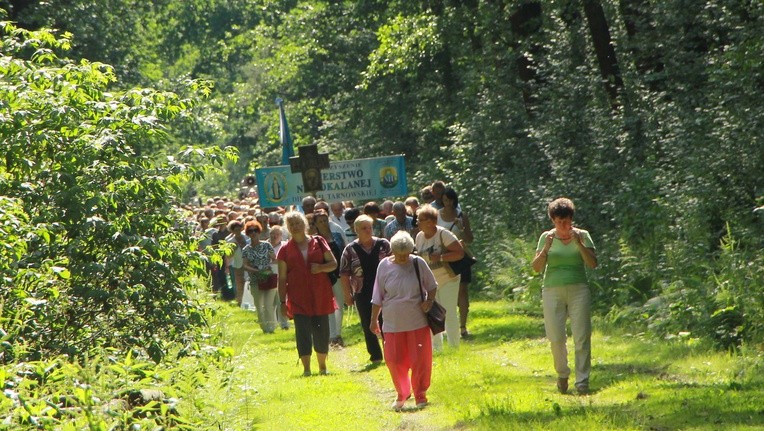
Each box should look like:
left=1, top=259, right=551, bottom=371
left=246, top=229, right=260, bottom=234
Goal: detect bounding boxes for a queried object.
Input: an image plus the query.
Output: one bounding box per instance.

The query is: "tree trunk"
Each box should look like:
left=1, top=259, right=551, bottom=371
left=509, top=1, right=542, bottom=115
left=582, top=0, right=623, bottom=109
left=619, top=0, right=665, bottom=92
left=6, top=0, right=36, bottom=22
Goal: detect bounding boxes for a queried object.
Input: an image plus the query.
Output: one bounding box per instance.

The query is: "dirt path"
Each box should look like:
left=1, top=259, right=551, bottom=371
left=328, top=332, right=441, bottom=430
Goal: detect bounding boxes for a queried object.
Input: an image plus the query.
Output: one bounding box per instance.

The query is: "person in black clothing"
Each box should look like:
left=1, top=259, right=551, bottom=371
left=210, top=217, right=235, bottom=300
left=339, top=215, right=392, bottom=364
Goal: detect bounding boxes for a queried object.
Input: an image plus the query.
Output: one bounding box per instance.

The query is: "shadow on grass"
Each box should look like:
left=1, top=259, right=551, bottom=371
left=351, top=361, right=385, bottom=373
left=472, top=319, right=545, bottom=343
left=469, top=302, right=544, bottom=319
left=591, top=362, right=669, bottom=393
left=461, top=382, right=764, bottom=430
left=456, top=350, right=764, bottom=430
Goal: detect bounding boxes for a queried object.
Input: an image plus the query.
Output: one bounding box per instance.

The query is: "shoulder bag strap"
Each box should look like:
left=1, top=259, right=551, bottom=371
left=413, top=258, right=424, bottom=302
left=315, top=236, right=332, bottom=262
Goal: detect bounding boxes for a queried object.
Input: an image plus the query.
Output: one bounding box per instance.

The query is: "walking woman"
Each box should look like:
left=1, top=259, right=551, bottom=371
left=277, top=211, right=338, bottom=376
left=339, top=215, right=391, bottom=364
left=437, top=187, right=475, bottom=339
left=225, top=220, right=247, bottom=305
left=269, top=225, right=290, bottom=330
left=242, top=220, right=277, bottom=333
left=415, top=205, right=464, bottom=350
left=532, top=197, right=597, bottom=394
left=371, top=231, right=437, bottom=411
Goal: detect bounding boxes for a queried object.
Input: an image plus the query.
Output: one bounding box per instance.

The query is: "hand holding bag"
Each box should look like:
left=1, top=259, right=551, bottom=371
left=257, top=272, right=278, bottom=290
left=414, top=258, right=446, bottom=334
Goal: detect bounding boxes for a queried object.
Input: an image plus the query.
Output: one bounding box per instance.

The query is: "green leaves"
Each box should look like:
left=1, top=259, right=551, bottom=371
left=363, top=13, right=442, bottom=83
left=0, top=20, right=220, bottom=364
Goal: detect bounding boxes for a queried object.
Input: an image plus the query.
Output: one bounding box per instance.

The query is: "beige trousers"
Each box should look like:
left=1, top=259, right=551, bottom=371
left=542, top=284, right=591, bottom=387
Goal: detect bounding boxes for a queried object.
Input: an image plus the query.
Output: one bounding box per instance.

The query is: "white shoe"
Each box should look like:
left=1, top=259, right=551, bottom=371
left=391, top=400, right=406, bottom=411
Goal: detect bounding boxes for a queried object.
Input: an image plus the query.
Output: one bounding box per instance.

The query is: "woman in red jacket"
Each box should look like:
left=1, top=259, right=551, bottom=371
left=277, top=211, right=338, bottom=376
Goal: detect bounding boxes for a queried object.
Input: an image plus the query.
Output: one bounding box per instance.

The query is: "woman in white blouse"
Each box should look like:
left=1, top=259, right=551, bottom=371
left=415, top=205, right=464, bottom=350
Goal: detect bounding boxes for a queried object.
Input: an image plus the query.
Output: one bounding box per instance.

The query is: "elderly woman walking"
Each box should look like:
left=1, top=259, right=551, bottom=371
left=340, top=215, right=391, bottom=364
left=277, top=211, right=338, bottom=376
left=371, top=231, right=437, bottom=411
left=415, top=204, right=464, bottom=350
left=532, top=197, right=597, bottom=394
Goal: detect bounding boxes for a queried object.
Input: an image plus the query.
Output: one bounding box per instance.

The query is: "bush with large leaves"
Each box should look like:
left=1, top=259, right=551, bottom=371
left=0, top=20, right=231, bottom=363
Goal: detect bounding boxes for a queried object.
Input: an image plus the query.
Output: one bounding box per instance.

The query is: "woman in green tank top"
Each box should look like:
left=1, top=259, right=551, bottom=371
left=531, top=198, right=597, bottom=395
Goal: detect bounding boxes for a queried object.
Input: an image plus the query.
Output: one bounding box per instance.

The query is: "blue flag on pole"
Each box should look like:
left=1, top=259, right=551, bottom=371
left=276, top=98, right=295, bottom=166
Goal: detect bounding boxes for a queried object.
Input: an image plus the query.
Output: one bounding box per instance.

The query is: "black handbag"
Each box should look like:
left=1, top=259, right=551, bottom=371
left=445, top=218, right=477, bottom=276
left=448, top=253, right=477, bottom=276
left=414, top=258, right=446, bottom=334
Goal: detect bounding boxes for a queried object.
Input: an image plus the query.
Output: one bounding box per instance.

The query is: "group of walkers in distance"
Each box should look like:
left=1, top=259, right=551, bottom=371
left=187, top=182, right=597, bottom=410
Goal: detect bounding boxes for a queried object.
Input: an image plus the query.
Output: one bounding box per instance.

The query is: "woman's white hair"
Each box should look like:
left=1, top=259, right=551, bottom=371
left=354, top=214, right=374, bottom=230
left=390, top=231, right=415, bottom=254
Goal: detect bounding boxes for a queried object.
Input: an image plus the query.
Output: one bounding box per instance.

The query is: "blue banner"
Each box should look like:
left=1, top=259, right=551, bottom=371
left=275, top=98, right=295, bottom=165
left=255, top=155, right=407, bottom=207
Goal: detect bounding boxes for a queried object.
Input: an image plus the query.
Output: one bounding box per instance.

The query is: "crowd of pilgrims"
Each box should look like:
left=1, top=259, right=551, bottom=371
left=185, top=182, right=597, bottom=406
left=186, top=180, right=475, bottom=409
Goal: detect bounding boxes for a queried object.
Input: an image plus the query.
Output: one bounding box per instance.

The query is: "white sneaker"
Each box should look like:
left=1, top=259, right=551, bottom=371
left=391, top=400, right=406, bottom=411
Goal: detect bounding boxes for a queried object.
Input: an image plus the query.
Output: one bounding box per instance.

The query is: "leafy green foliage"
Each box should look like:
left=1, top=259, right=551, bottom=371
left=0, top=20, right=233, bottom=363
left=0, top=343, right=232, bottom=429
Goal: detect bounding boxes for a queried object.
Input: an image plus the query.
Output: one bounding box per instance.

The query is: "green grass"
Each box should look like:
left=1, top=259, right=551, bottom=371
left=190, top=300, right=764, bottom=430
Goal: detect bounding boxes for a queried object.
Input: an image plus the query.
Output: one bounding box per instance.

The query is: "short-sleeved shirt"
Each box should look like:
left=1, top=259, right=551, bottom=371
left=199, top=227, right=217, bottom=250
left=330, top=213, right=350, bottom=232
left=372, top=255, right=437, bottom=333
left=339, top=238, right=392, bottom=294
left=226, top=234, right=247, bottom=268
left=242, top=241, right=275, bottom=271
left=437, top=212, right=463, bottom=239
left=328, top=220, right=348, bottom=248
left=415, top=226, right=460, bottom=285
left=344, top=227, right=357, bottom=242
left=372, top=219, right=387, bottom=238
left=277, top=236, right=335, bottom=316
left=536, top=229, right=595, bottom=288
left=384, top=216, right=414, bottom=239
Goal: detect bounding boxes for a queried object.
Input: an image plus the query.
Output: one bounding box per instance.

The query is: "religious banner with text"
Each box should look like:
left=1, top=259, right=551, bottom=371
left=255, top=155, right=407, bottom=207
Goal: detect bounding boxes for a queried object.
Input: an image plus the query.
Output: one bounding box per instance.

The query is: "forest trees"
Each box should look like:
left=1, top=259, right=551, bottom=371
left=2, top=1, right=763, bottom=347
left=353, top=0, right=764, bottom=346
left=0, top=19, right=233, bottom=363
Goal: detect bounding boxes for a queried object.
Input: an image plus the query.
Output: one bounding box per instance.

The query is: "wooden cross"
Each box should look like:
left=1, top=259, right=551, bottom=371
left=289, top=144, right=330, bottom=195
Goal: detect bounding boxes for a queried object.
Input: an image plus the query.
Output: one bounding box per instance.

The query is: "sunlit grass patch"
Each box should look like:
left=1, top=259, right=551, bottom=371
left=191, top=299, right=764, bottom=430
